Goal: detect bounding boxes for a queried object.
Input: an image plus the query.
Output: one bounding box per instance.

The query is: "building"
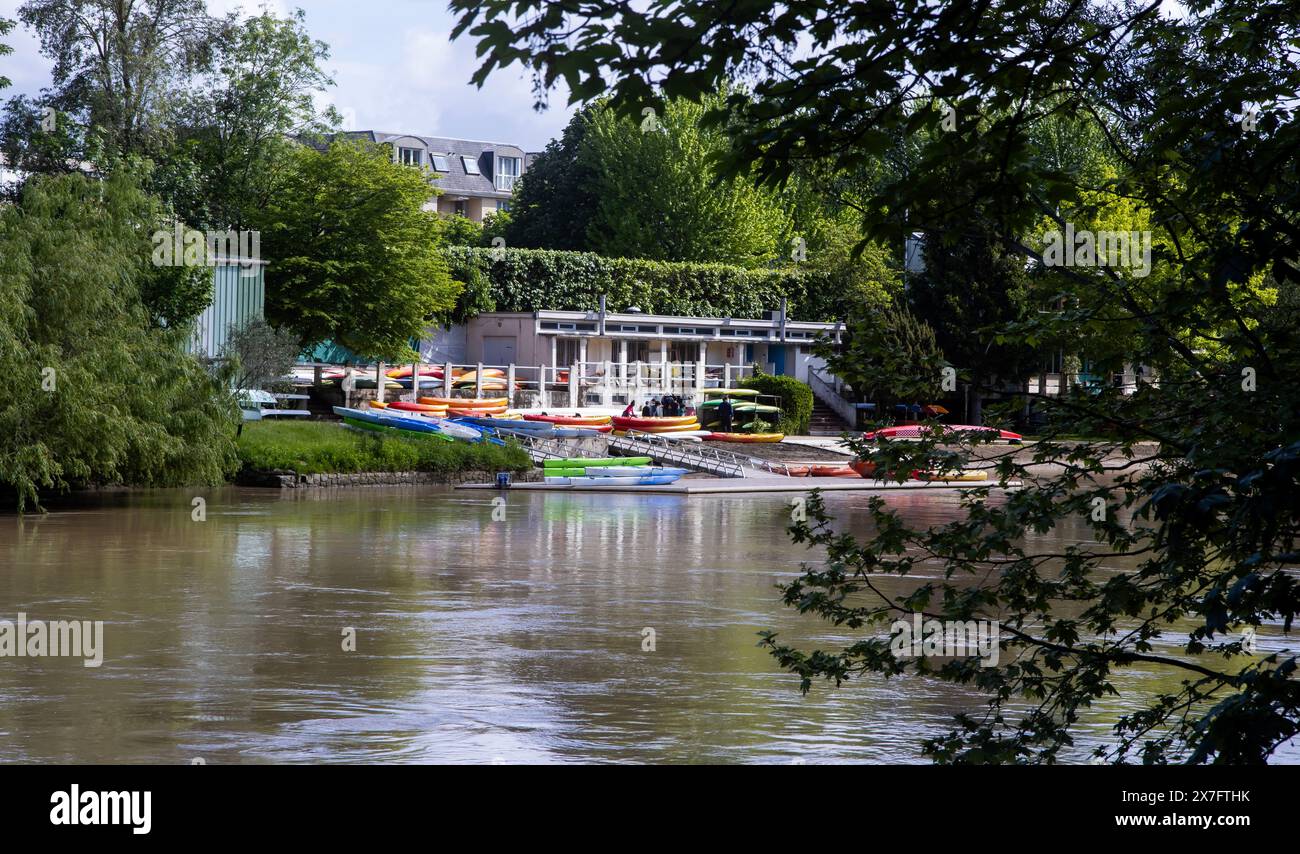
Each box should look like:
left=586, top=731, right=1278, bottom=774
left=418, top=305, right=843, bottom=408
left=336, top=130, right=526, bottom=221
left=183, top=260, right=268, bottom=359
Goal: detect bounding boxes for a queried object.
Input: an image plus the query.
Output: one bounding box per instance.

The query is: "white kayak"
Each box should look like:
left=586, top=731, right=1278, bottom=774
left=583, top=466, right=689, bottom=477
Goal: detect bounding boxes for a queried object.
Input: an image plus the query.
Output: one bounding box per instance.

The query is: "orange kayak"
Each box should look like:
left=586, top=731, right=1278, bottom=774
left=419, top=397, right=508, bottom=408
left=810, top=464, right=857, bottom=477
left=613, top=415, right=698, bottom=430
left=385, top=366, right=444, bottom=379
left=449, top=406, right=507, bottom=417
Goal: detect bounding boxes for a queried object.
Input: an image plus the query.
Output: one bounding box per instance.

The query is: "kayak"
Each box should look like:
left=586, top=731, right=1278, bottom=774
left=553, top=427, right=612, bottom=438
left=612, top=415, right=698, bottom=430
left=334, top=406, right=486, bottom=443
left=612, top=429, right=709, bottom=439
left=460, top=416, right=551, bottom=431
left=700, top=388, right=761, bottom=397
left=583, top=466, right=689, bottom=477
left=542, top=457, right=652, bottom=467
left=368, top=400, right=388, bottom=409
left=386, top=366, right=444, bottom=379
left=810, top=464, right=857, bottom=477
left=388, top=401, right=448, bottom=414
left=703, top=432, right=785, bottom=443
left=419, top=396, right=509, bottom=408
left=448, top=406, right=507, bottom=417
left=560, top=475, right=682, bottom=487
left=864, top=424, right=1024, bottom=443
left=522, top=414, right=613, bottom=426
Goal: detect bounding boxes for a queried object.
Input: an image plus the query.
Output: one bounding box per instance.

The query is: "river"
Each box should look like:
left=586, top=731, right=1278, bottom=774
left=0, top=486, right=1293, bottom=764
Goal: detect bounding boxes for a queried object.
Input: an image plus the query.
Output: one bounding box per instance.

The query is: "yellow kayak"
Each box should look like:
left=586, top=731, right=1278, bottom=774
left=704, top=432, right=785, bottom=443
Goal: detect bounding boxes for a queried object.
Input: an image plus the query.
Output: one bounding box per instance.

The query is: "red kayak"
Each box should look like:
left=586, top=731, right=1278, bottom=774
left=863, top=424, right=1023, bottom=442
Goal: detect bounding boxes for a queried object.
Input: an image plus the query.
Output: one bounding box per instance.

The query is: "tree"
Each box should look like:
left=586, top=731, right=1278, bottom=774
left=504, top=103, right=600, bottom=251
left=452, top=0, right=1300, bottom=763
left=257, top=139, right=460, bottom=361
left=169, top=9, right=336, bottom=231
left=825, top=300, right=946, bottom=413
left=18, top=0, right=229, bottom=159
left=908, top=217, right=1037, bottom=425
left=581, top=93, right=792, bottom=265
left=0, top=17, right=13, bottom=91
left=0, top=171, right=239, bottom=511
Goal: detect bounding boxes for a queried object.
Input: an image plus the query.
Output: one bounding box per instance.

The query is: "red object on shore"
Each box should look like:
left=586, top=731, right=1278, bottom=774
left=522, top=414, right=613, bottom=425
left=863, top=424, right=1023, bottom=442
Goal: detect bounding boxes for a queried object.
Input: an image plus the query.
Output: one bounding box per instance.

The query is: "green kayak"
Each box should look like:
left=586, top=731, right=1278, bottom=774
left=542, top=457, right=652, bottom=468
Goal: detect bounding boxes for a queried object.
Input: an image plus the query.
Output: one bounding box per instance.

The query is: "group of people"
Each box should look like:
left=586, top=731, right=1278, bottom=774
left=622, top=395, right=692, bottom=418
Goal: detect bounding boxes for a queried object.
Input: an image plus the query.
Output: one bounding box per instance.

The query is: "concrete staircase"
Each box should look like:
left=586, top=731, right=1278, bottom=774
left=808, top=396, right=854, bottom=436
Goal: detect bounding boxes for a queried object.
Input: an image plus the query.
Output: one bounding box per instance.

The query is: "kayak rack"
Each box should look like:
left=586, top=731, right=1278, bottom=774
left=607, top=431, right=792, bottom=478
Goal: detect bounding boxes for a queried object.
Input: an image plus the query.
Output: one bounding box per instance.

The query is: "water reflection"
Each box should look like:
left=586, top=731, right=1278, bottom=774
left=0, top=486, right=1291, bottom=763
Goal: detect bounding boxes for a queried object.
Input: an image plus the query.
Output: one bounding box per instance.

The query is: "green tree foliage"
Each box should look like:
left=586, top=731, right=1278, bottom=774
left=824, top=300, right=946, bottom=412
left=169, top=9, right=336, bottom=231
left=582, top=94, right=792, bottom=265
left=453, top=0, right=1300, bottom=763
left=440, top=214, right=483, bottom=247
left=908, top=218, right=1036, bottom=424
left=0, top=17, right=13, bottom=91
left=445, top=246, right=884, bottom=322
left=18, top=0, right=228, bottom=158
left=0, top=172, right=238, bottom=510
left=738, top=373, right=814, bottom=435
left=257, top=140, right=459, bottom=361
left=504, top=103, right=600, bottom=251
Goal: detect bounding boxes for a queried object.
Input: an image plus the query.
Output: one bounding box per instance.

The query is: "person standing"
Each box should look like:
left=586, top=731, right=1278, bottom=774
left=651, top=398, right=662, bottom=417
left=718, top=396, right=734, bottom=433
left=622, top=401, right=635, bottom=417
left=640, top=399, right=653, bottom=417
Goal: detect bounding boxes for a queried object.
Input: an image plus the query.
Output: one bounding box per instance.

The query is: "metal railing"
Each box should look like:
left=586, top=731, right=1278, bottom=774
left=808, top=366, right=858, bottom=426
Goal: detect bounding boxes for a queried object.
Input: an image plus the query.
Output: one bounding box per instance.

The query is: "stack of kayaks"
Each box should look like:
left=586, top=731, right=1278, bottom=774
left=333, top=406, right=487, bottom=443
left=845, top=458, right=987, bottom=482
left=611, top=415, right=705, bottom=437
left=541, top=457, right=685, bottom=487
left=387, top=400, right=449, bottom=416
left=451, top=369, right=517, bottom=391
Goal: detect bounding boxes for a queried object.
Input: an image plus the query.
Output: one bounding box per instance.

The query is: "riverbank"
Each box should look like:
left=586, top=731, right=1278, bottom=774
left=236, top=420, right=532, bottom=486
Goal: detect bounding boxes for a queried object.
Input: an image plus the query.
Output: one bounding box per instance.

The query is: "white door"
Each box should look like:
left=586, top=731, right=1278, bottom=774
left=483, top=336, right=517, bottom=366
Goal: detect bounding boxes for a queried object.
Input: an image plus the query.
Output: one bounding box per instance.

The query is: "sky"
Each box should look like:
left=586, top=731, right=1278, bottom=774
left=0, top=0, right=576, bottom=151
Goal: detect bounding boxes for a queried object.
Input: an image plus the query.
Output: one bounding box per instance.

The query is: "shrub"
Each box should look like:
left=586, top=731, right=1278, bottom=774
left=445, top=246, right=889, bottom=322
left=740, top=373, right=815, bottom=435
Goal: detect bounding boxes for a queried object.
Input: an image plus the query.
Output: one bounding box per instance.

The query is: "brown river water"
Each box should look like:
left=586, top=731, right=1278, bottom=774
left=0, top=486, right=1294, bottom=764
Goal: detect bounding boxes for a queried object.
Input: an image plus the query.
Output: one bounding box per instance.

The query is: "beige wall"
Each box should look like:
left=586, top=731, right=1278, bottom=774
left=436, top=196, right=496, bottom=221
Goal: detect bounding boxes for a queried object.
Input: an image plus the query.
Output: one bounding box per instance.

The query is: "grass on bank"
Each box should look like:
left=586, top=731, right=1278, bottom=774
left=237, top=420, right=531, bottom=475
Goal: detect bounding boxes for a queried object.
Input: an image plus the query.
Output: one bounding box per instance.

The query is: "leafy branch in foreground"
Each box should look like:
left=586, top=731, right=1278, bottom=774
left=452, top=0, right=1300, bottom=763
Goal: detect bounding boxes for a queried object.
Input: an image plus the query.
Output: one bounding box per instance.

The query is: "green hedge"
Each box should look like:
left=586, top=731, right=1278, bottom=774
left=740, top=373, right=815, bottom=435
left=237, top=421, right=531, bottom=475
left=445, top=246, right=859, bottom=321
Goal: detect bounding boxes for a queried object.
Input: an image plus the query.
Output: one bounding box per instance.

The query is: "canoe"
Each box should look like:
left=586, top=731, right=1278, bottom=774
left=864, top=424, right=1024, bottom=443
left=388, top=401, right=448, bottom=414
left=703, top=432, right=785, bottom=443
left=542, top=457, right=652, bottom=468
left=583, top=466, right=689, bottom=477
left=522, top=414, right=613, bottom=426
left=342, top=416, right=455, bottom=442
left=612, top=415, right=698, bottom=430
left=420, top=396, right=509, bottom=408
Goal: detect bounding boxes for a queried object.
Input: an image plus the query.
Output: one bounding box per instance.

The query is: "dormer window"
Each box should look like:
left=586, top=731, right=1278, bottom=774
left=431, top=154, right=450, bottom=172
left=462, top=156, right=481, bottom=175
left=398, top=147, right=423, bottom=167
